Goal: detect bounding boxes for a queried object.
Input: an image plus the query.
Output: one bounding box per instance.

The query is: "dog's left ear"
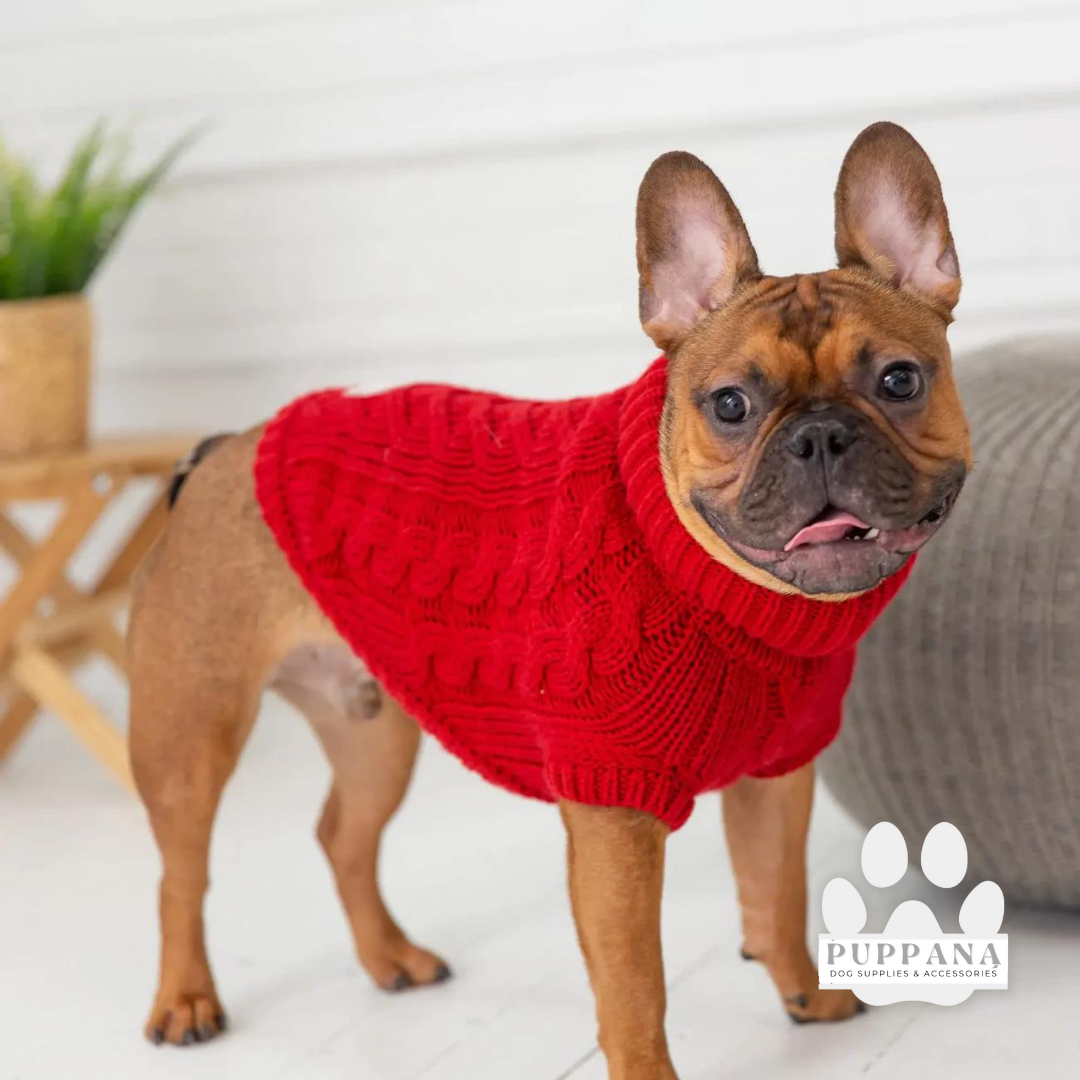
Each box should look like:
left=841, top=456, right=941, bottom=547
left=636, top=151, right=760, bottom=352
left=835, top=122, right=961, bottom=313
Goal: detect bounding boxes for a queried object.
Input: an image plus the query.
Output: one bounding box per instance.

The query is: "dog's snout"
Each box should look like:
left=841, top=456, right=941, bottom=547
left=785, top=412, right=860, bottom=463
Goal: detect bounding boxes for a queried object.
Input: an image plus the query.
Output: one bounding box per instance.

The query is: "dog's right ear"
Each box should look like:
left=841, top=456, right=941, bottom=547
left=636, top=151, right=760, bottom=353
left=834, top=122, right=961, bottom=314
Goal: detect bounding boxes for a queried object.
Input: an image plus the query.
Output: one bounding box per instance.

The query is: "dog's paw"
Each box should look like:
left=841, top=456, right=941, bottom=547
left=361, top=936, right=453, bottom=993
left=785, top=987, right=866, bottom=1024
left=821, top=821, right=1005, bottom=1006
left=145, top=989, right=227, bottom=1047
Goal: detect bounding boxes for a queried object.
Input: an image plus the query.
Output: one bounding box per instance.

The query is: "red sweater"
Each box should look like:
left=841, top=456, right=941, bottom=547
left=255, top=357, right=910, bottom=829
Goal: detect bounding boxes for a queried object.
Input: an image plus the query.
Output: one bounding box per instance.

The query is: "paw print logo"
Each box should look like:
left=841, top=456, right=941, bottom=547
left=820, top=822, right=1006, bottom=1006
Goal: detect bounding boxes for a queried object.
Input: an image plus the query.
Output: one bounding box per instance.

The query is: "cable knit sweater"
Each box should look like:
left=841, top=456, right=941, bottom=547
left=255, top=357, right=911, bottom=829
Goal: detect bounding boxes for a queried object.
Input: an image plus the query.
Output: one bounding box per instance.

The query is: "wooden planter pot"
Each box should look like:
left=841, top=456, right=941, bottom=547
left=0, top=295, right=91, bottom=457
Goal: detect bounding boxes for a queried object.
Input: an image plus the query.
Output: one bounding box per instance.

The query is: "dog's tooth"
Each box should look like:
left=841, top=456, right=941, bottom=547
left=864, top=528, right=880, bottom=540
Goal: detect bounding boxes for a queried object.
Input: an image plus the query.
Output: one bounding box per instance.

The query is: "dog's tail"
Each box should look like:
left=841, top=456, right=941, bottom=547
left=167, top=433, right=233, bottom=508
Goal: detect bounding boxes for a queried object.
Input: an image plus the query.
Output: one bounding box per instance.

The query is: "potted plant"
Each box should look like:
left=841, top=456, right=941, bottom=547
left=0, top=123, right=191, bottom=456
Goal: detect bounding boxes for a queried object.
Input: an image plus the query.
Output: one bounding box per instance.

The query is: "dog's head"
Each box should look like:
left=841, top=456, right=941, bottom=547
left=638, top=122, right=971, bottom=597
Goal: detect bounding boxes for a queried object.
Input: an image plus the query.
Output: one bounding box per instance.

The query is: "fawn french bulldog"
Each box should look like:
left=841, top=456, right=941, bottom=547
left=129, top=122, right=969, bottom=1080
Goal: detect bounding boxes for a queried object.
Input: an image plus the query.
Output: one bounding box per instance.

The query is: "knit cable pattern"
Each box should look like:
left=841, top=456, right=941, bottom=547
left=255, top=356, right=910, bottom=829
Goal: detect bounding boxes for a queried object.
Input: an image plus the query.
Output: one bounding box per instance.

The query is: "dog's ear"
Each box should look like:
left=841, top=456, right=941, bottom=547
left=636, top=151, right=760, bottom=352
left=835, top=122, right=960, bottom=313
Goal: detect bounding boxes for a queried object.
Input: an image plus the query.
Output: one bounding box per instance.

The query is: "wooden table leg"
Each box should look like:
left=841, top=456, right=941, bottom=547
left=0, top=512, right=79, bottom=589
left=0, top=504, right=129, bottom=675
left=90, top=625, right=128, bottom=674
left=0, top=479, right=117, bottom=657
left=0, top=478, right=119, bottom=776
left=0, top=444, right=193, bottom=790
left=0, top=693, right=38, bottom=760
left=9, top=647, right=134, bottom=790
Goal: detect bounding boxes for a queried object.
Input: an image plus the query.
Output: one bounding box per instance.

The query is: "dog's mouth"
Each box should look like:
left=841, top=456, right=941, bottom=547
left=783, top=507, right=878, bottom=550
left=693, top=484, right=961, bottom=595
left=781, top=495, right=954, bottom=554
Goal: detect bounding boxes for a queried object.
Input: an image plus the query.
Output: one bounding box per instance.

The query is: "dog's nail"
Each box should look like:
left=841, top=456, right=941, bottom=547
left=215, top=1012, right=228, bottom=1031
left=739, top=948, right=757, bottom=962
left=149, top=1028, right=165, bottom=1046
left=196, top=1024, right=215, bottom=1042
left=433, top=963, right=452, bottom=983
left=788, top=1012, right=815, bottom=1025
left=856, top=1000, right=868, bottom=1014
left=785, top=993, right=809, bottom=1010
left=391, top=973, right=412, bottom=991
left=180, top=1028, right=196, bottom=1046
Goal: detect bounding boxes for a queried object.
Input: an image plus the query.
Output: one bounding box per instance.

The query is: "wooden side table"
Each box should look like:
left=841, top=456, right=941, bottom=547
left=0, top=436, right=200, bottom=790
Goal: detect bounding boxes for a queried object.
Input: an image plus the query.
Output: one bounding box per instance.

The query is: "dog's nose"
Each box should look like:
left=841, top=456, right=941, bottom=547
left=785, top=413, right=859, bottom=462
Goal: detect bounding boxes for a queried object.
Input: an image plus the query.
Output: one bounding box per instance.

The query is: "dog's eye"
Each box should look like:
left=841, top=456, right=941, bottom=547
left=713, top=388, right=750, bottom=424
left=879, top=363, right=922, bottom=402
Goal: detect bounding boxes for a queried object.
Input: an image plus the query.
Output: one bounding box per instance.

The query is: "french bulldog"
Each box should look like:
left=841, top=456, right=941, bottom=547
left=129, top=122, right=970, bottom=1080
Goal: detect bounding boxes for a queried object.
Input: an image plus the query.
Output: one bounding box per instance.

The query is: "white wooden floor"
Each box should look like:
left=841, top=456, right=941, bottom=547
left=2, top=676, right=1078, bottom=1080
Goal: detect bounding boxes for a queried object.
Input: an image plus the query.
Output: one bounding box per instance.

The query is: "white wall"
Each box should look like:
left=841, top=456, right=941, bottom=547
left=3, top=1, right=1078, bottom=433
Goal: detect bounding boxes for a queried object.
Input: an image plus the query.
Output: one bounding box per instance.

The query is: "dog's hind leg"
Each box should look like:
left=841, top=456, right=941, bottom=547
left=274, top=667, right=451, bottom=991
left=128, top=427, right=285, bottom=1046
left=129, top=642, right=260, bottom=1046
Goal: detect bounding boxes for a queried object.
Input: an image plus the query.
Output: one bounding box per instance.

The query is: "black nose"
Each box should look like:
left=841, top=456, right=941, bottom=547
left=785, top=412, right=859, bottom=462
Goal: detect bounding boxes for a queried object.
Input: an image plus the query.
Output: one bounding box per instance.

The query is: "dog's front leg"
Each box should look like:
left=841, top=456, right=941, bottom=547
left=560, top=802, right=677, bottom=1080
left=721, top=763, right=862, bottom=1023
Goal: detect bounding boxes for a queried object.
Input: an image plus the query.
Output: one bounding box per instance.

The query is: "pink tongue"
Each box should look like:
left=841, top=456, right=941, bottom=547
left=784, top=510, right=870, bottom=551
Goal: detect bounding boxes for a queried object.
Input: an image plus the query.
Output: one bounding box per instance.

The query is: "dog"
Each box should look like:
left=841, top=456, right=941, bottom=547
left=129, top=121, right=970, bottom=1080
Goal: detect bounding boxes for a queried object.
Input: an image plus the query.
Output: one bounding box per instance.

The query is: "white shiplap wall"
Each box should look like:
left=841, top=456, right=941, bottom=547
left=2, top=0, right=1078, bottom=433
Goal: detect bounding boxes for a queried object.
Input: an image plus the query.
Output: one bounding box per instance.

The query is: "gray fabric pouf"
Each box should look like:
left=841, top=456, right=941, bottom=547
left=819, top=338, right=1080, bottom=909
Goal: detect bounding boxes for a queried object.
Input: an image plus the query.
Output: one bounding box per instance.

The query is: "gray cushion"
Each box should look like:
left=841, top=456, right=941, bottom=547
left=819, top=338, right=1080, bottom=909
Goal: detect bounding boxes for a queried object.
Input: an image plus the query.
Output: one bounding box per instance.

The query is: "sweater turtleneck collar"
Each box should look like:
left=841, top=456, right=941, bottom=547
left=616, top=356, right=912, bottom=661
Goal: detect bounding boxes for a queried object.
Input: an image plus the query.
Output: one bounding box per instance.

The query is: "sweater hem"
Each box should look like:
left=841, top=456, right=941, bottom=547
left=544, top=760, right=696, bottom=831
left=749, top=724, right=841, bottom=780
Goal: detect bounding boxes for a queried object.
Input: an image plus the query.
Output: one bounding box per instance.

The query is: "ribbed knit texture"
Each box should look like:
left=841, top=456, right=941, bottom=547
left=256, top=356, right=911, bottom=829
